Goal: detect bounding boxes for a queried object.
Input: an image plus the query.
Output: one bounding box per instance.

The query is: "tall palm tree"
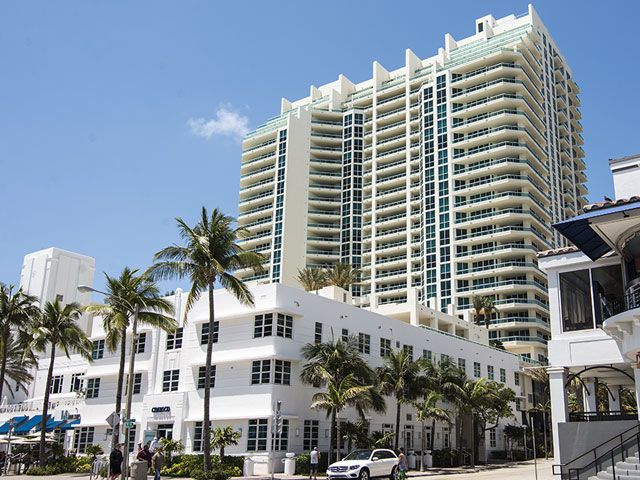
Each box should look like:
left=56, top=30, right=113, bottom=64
left=297, top=267, right=327, bottom=292
left=210, top=426, right=241, bottom=462
left=147, top=207, right=264, bottom=472
left=376, top=349, right=426, bottom=450
left=84, top=268, right=176, bottom=448
left=471, top=295, right=497, bottom=328
left=310, top=373, right=383, bottom=462
left=0, top=336, right=36, bottom=397
left=423, top=358, right=465, bottom=451
left=413, top=392, right=451, bottom=471
left=27, top=300, right=92, bottom=465
left=324, top=264, right=360, bottom=291
left=0, top=284, right=39, bottom=400
left=301, top=337, right=384, bottom=462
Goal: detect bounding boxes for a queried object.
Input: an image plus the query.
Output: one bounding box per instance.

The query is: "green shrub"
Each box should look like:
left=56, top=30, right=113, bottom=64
left=431, top=448, right=464, bottom=468
left=192, top=467, right=238, bottom=480
left=296, top=452, right=329, bottom=474
left=160, top=454, right=244, bottom=477
left=25, top=466, right=47, bottom=476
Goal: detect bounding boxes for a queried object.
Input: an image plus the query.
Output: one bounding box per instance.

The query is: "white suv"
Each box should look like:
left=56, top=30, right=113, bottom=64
left=327, top=449, right=398, bottom=480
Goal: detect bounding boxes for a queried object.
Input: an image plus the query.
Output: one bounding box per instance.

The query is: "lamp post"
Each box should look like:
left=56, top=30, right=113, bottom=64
left=78, top=285, right=139, bottom=480
left=528, top=410, right=538, bottom=480
left=6, top=418, right=14, bottom=475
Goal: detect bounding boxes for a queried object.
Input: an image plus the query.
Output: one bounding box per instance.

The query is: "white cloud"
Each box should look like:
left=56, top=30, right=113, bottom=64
left=188, top=106, right=249, bottom=140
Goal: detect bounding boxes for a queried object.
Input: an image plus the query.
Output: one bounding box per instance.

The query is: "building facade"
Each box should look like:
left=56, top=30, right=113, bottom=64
left=539, top=154, right=640, bottom=476
left=0, top=281, right=532, bottom=472
left=236, top=4, right=587, bottom=364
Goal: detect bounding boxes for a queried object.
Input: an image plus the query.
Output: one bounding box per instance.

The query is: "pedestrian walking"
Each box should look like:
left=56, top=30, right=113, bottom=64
left=109, top=444, right=123, bottom=480
left=397, top=448, right=408, bottom=480
left=152, top=447, right=165, bottom=480
left=309, top=446, right=320, bottom=480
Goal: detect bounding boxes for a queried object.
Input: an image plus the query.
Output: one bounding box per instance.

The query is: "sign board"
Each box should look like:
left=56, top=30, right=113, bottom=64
left=124, top=420, right=136, bottom=429
left=151, top=406, right=171, bottom=413
left=106, top=412, right=121, bottom=429
left=143, top=430, right=155, bottom=446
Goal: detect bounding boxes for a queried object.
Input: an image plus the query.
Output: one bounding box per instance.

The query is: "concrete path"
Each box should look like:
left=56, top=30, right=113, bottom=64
left=4, top=459, right=556, bottom=480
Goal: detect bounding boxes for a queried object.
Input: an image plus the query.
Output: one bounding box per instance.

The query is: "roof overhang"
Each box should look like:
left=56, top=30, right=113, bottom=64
left=553, top=201, right=640, bottom=260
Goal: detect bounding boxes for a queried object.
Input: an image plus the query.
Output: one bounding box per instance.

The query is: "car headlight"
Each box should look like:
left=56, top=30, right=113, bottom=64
left=349, top=465, right=361, bottom=470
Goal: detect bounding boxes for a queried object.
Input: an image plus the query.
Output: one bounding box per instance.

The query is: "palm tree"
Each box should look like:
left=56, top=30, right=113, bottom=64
left=0, top=336, right=36, bottom=397
left=471, top=295, right=497, bottom=328
left=376, top=349, right=426, bottom=450
left=301, top=337, right=384, bottom=462
left=423, top=358, right=464, bottom=451
left=324, top=264, right=360, bottom=291
left=210, top=426, right=240, bottom=462
left=84, top=268, right=176, bottom=448
left=413, top=392, right=451, bottom=471
left=310, top=373, right=383, bottom=462
left=27, top=300, right=92, bottom=465
left=147, top=207, right=263, bottom=472
left=341, top=420, right=370, bottom=452
left=450, top=378, right=514, bottom=467
left=0, top=284, right=39, bottom=400
left=159, top=437, right=184, bottom=466
left=296, top=267, right=327, bottom=292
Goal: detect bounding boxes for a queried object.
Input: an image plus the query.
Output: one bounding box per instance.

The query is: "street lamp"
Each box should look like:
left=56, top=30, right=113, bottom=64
left=78, top=285, right=139, bottom=480
left=6, top=418, right=14, bottom=475
left=528, top=410, right=538, bottom=480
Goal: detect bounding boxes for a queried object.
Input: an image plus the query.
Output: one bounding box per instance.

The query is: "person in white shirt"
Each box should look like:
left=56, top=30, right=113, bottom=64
left=309, top=447, right=320, bottom=480
left=149, top=436, right=160, bottom=453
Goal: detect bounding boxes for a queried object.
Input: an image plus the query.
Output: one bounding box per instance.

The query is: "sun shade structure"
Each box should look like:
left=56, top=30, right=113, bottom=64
left=553, top=200, right=640, bottom=261
left=0, top=416, right=28, bottom=434
left=59, top=419, right=80, bottom=431
left=13, top=415, right=46, bottom=434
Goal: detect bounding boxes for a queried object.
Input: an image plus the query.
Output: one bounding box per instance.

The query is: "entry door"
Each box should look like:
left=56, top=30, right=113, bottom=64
left=156, top=423, right=173, bottom=440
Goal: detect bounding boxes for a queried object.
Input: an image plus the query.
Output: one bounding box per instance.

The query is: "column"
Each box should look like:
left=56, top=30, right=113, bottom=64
left=548, top=367, right=568, bottom=461
left=582, top=378, right=598, bottom=413
left=608, top=385, right=621, bottom=413
left=634, top=368, right=640, bottom=421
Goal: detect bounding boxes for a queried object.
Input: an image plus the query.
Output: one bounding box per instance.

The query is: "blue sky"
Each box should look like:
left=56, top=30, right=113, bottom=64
left=1, top=1, right=638, bottom=292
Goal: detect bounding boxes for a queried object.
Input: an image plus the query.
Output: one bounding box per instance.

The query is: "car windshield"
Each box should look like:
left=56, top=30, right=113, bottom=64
left=343, top=450, right=373, bottom=461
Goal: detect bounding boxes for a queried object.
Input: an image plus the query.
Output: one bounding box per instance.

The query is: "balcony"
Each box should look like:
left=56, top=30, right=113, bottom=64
left=569, top=411, right=638, bottom=422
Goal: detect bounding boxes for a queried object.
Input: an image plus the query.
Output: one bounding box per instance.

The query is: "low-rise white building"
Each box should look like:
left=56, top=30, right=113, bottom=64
left=539, top=153, right=640, bottom=478
left=1, top=275, right=532, bottom=471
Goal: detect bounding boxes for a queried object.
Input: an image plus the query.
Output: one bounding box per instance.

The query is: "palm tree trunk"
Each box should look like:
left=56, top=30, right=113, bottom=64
left=430, top=419, right=435, bottom=451
left=543, top=410, right=549, bottom=459
left=470, top=416, right=475, bottom=468
left=336, top=415, right=341, bottom=462
left=420, top=420, right=425, bottom=472
left=39, top=345, right=56, bottom=466
left=330, top=409, right=336, bottom=464
left=394, top=399, right=401, bottom=450
left=203, top=281, right=215, bottom=472
left=0, top=328, right=9, bottom=401
left=220, top=446, right=224, bottom=462
left=111, top=332, right=127, bottom=449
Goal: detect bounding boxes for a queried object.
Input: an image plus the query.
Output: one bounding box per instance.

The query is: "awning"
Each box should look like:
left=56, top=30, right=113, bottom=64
left=59, top=419, right=80, bottom=431
left=0, top=416, right=28, bottom=434
left=36, top=418, right=66, bottom=432
left=553, top=201, right=640, bottom=260
left=14, top=415, right=46, bottom=434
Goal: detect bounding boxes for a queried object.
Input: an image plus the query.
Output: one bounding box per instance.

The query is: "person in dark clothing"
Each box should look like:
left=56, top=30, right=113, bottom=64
left=109, top=444, right=123, bottom=480
left=137, top=444, right=153, bottom=468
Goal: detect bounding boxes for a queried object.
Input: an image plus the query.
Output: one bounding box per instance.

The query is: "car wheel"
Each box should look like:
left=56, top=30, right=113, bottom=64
left=359, top=468, right=370, bottom=480
left=389, top=466, right=397, bottom=480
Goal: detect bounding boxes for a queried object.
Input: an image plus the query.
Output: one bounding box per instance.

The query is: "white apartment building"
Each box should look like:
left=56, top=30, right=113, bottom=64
left=1, top=275, right=533, bottom=472
left=236, top=4, right=587, bottom=365
left=539, top=154, right=640, bottom=478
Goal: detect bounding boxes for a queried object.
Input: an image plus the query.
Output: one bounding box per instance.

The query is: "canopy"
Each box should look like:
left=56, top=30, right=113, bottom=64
left=14, top=415, right=45, bottom=434
left=553, top=200, right=640, bottom=260
left=0, top=416, right=28, bottom=434
left=60, top=419, right=80, bottom=431
left=36, top=418, right=66, bottom=432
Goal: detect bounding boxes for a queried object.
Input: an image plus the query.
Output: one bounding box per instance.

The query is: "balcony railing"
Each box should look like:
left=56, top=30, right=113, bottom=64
left=569, top=411, right=638, bottom=422
left=604, top=287, right=640, bottom=319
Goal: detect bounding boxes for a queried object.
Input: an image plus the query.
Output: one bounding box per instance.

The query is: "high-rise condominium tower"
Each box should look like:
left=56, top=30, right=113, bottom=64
left=236, top=5, right=587, bottom=363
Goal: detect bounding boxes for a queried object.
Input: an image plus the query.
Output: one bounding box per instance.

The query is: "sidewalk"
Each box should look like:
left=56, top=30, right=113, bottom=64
left=4, top=459, right=555, bottom=480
